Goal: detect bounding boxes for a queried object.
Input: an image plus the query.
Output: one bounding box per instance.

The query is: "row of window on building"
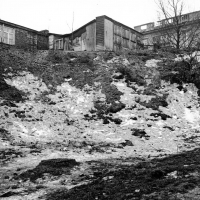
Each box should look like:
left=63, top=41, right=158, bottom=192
left=157, top=12, right=200, bottom=27
left=0, top=25, right=15, bottom=45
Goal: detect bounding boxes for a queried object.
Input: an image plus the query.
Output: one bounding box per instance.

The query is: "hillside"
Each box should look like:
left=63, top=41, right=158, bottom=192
left=1, top=44, right=200, bottom=199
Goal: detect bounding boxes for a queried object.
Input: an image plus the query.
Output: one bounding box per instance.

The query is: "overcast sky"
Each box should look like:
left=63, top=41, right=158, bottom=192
left=0, top=0, right=200, bottom=34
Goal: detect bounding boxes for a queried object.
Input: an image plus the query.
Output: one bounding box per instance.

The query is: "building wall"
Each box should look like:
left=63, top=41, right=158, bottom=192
left=96, top=16, right=104, bottom=50
left=112, top=20, right=139, bottom=51
left=15, top=28, right=38, bottom=51
left=62, top=21, right=96, bottom=51
left=134, top=22, right=155, bottom=32
left=0, top=21, right=49, bottom=51
left=136, top=11, right=200, bottom=48
left=37, top=34, right=49, bottom=50
left=142, top=20, right=200, bottom=49
left=15, top=28, right=48, bottom=51
left=104, top=19, right=113, bottom=50
left=50, top=16, right=142, bottom=52
left=85, top=22, right=96, bottom=51
left=96, top=16, right=140, bottom=51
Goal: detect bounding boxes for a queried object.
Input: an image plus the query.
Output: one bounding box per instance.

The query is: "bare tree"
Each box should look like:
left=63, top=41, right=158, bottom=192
left=155, top=0, right=200, bottom=50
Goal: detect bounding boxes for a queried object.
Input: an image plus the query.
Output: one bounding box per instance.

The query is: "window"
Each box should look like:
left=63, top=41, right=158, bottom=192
left=55, top=39, right=63, bottom=49
left=2, top=25, right=15, bottom=45
left=114, top=25, right=121, bottom=35
left=122, top=28, right=126, bottom=37
left=143, top=39, right=148, bottom=45
left=168, top=19, right=172, bottom=24
left=3, top=32, right=8, bottom=43
left=114, top=35, right=121, bottom=44
left=27, top=33, right=35, bottom=45
left=181, top=14, right=189, bottom=22
left=141, top=25, right=147, bottom=30
left=153, top=36, right=160, bottom=43
left=9, top=33, right=14, bottom=44
left=131, top=33, right=136, bottom=41
left=125, top=30, right=129, bottom=38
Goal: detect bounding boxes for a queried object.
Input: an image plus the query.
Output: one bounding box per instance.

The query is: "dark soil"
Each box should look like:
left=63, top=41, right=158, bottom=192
left=44, top=148, right=200, bottom=200
left=17, top=158, right=79, bottom=182
left=139, top=94, right=168, bottom=111
left=0, top=148, right=23, bottom=163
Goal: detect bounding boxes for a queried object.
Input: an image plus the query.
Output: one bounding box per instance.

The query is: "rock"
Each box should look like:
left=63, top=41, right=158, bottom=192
left=4, top=175, right=9, bottom=179
left=150, top=112, right=171, bottom=120
left=111, top=118, right=122, bottom=124
left=130, top=117, right=137, bottom=120
left=39, top=158, right=79, bottom=168
left=106, top=149, right=112, bottom=154
left=109, top=102, right=126, bottom=113
left=0, top=191, right=17, bottom=197
left=120, top=140, right=134, bottom=147
left=131, top=129, right=150, bottom=139
left=112, top=72, right=124, bottom=79
left=151, top=169, right=165, bottom=179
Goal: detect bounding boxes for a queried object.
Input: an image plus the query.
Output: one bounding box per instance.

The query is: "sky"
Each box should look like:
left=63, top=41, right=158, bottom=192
left=0, top=0, right=200, bottom=34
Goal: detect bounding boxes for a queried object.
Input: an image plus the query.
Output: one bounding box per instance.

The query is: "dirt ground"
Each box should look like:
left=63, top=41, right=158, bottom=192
left=1, top=46, right=200, bottom=199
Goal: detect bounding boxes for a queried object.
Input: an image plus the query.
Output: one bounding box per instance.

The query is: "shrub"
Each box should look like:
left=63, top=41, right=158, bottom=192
left=115, top=65, right=146, bottom=86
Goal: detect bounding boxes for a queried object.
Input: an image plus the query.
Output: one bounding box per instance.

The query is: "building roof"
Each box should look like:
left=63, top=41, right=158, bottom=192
left=50, top=15, right=142, bottom=38
left=0, top=19, right=48, bottom=36
left=134, top=22, right=154, bottom=28
left=102, top=15, right=142, bottom=35
left=63, top=19, right=96, bottom=37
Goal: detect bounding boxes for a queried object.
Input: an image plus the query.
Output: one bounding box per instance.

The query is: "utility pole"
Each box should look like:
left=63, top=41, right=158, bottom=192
left=71, top=12, right=74, bottom=48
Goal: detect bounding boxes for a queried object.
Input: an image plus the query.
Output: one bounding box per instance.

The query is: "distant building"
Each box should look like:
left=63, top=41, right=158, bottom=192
left=134, top=10, right=200, bottom=49
left=49, top=15, right=143, bottom=51
left=0, top=19, right=49, bottom=51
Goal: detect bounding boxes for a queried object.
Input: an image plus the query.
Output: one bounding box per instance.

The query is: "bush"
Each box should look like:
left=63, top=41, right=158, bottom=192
left=115, top=65, right=146, bottom=86
left=46, top=50, right=69, bottom=64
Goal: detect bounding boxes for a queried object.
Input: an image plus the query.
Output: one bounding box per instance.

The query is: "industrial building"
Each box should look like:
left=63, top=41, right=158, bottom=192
left=49, top=15, right=143, bottom=51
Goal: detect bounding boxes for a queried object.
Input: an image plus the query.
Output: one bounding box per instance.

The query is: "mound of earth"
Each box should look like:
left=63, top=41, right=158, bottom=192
left=1, top=45, right=200, bottom=199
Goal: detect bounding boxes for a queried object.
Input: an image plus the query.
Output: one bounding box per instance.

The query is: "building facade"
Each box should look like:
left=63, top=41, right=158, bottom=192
left=134, top=10, right=200, bottom=49
left=49, top=15, right=143, bottom=51
left=0, top=19, right=49, bottom=51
